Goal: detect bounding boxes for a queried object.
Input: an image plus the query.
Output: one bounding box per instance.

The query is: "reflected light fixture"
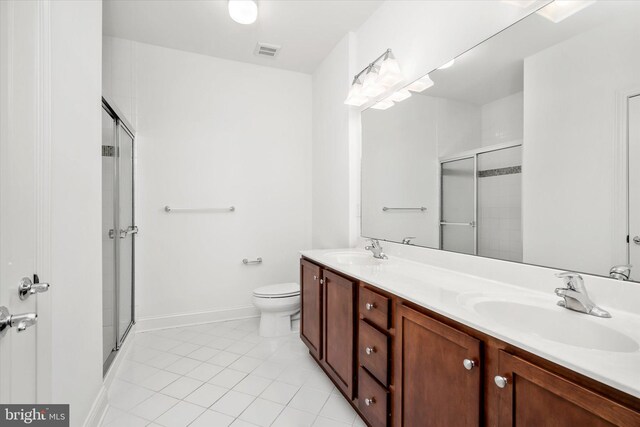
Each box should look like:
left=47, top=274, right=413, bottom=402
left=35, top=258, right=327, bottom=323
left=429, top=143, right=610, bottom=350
left=536, top=0, right=595, bottom=23
left=406, top=75, right=434, bottom=93
left=387, top=89, right=412, bottom=102
left=344, top=48, right=404, bottom=107
left=371, top=99, right=395, bottom=110
left=437, top=59, right=455, bottom=70
left=228, top=0, right=258, bottom=25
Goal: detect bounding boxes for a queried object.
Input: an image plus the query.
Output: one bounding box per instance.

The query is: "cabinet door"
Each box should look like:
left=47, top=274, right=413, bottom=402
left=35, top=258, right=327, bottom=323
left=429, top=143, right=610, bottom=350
left=395, top=305, right=481, bottom=427
left=324, top=270, right=356, bottom=399
left=300, top=259, right=322, bottom=360
left=495, top=351, right=640, bottom=426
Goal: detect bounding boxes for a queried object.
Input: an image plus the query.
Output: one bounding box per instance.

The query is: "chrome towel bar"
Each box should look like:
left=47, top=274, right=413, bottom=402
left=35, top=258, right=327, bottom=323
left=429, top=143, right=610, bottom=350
left=242, top=258, right=262, bottom=265
left=164, top=206, right=235, bottom=213
left=382, top=206, right=427, bottom=212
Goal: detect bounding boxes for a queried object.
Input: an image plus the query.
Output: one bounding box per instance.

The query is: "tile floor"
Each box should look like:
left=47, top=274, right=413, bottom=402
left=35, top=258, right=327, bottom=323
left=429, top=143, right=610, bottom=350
left=101, top=318, right=366, bottom=427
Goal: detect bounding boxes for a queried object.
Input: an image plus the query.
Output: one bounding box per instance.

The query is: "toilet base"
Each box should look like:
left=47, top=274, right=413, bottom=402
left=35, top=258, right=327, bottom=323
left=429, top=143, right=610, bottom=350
left=259, top=310, right=297, bottom=338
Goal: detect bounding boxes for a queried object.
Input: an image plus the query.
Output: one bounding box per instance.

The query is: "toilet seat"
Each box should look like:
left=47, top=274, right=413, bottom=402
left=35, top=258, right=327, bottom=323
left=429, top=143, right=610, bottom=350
left=253, top=282, right=300, bottom=299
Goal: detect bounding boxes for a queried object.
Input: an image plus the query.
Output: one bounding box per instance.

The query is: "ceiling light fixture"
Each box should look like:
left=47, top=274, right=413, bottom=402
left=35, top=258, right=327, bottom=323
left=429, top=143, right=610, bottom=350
left=535, top=0, right=595, bottom=23
left=386, top=89, right=412, bottom=102
left=344, top=48, right=404, bottom=108
left=371, top=99, right=395, bottom=110
left=437, top=59, right=455, bottom=70
left=228, top=0, right=258, bottom=25
left=406, top=75, right=434, bottom=93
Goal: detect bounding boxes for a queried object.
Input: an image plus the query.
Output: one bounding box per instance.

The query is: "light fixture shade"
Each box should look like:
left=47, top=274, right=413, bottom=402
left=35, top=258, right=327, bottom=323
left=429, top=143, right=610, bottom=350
left=371, top=99, right=394, bottom=110
left=378, top=56, right=403, bottom=87
left=437, top=59, right=455, bottom=70
left=228, top=0, right=258, bottom=25
left=536, top=0, right=595, bottom=23
left=361, top=67, right=386, bottom=97
left=344, top=79, right=369, bottom=107
left=406, top=75, right=434, bottom=93
left=387, top=89, right=412, bottom=102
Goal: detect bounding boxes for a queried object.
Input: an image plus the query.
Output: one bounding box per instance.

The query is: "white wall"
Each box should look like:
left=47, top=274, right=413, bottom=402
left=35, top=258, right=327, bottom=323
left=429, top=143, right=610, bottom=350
left=102, top=36, right=136, bottom=127
left=522, top=19, right=640, bottom=276
left=50, top=0, right=104, bottom=425
left=481, top=91, right=523, bottom=147
left=126, top=41, right=312, bottom=326
left=311, top=33, right=359, bottom=249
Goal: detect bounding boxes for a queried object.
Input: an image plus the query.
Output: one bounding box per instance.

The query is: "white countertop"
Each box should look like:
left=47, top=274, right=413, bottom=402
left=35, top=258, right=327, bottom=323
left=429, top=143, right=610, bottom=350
left=300, top=248, right=640, bottom=399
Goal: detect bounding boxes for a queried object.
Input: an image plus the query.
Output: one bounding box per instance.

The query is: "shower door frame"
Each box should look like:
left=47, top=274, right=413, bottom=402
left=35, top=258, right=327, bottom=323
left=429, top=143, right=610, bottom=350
left=439, top=141, right=522, bottom=255
left=102, top=97, right=136, bottom=374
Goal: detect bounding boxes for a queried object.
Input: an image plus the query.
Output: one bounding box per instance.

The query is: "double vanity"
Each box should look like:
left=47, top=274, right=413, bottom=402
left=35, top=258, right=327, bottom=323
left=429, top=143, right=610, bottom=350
left=298, top=247, right=640, bottom=427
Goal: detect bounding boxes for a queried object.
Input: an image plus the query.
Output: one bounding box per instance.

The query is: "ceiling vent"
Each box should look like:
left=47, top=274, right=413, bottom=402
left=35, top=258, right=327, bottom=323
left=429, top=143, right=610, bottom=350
left=254, top=43, right=281, bottom=58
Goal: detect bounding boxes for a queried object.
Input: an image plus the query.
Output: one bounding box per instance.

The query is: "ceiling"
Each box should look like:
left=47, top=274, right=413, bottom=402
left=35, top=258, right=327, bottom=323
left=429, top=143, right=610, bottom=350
left=103, top=0, right=382, bottom=74
left=422, top=1, right=640, bottom=105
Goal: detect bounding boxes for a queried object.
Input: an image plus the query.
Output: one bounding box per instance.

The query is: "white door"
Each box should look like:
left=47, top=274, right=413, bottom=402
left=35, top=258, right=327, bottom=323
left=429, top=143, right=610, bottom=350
left=0, top=0, right=48, bottom=402
left=629, top=95, right=640, bottom=281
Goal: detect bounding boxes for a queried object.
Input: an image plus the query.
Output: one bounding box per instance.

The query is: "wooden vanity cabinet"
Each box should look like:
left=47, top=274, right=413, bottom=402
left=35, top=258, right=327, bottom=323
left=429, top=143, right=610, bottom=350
left=300, top=259, right=323, bottom=360
left=395, top=304, right=482, bottom=427
left=299, top=257, right=640, bottom=427
left=494, top=351, right=640, bottom=426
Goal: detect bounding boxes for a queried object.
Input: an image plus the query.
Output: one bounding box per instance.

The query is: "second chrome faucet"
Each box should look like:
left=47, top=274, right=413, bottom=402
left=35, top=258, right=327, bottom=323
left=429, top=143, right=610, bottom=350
left=365, top=239, right=388, bottom=260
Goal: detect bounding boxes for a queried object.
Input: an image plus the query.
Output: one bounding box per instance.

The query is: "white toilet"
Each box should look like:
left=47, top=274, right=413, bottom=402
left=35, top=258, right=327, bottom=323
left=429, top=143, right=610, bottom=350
left=252, top=283, right=301, bottom=338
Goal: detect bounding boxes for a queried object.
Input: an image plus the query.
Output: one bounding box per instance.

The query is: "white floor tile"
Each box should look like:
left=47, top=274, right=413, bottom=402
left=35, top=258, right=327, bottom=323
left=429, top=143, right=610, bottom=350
left=252, top=360, right=287, bottom=379
left=312, top=417, right=352, bottom=427
left=108, top=381, right=156, bottom=411
left=164, top=357, right=202, bottom=375
left=288, top=387, right=331, bottom=415
left=232, top=374, right=273, bottom=396
left=238, top=398, right=285, bottom=427
left=154, top=401, right=206, bottom=427
left=147, top=352, right=183, bottom=369
left=210, top=391, right=255, bottom=417
left=206, top=337, right=238, bottom=350
left=277, top=367, right=313, bottom=386
left=209, top=350, right=241, bottom=367
left=189, top=410, right=235, bottom=427
left=352, top=416, right=367, bottom=427
left=161, top=376, right=203, bottom=399
left=129, top=393, right=179, bottom=421
left=305, top=370, right=335, bottom=393
left=167, top=342, right=200, bottom=357
left=187, top=333, right=216, bottom=346
left=259, top=381, right=300, bottom=405
left=228, top=355, right=263, bottom=373
left=140, top=370, right=181, bottom=392
left=230, top=420, right=260, bottom=427
left=271, top=407, right=316, bottom=427
left=208, top=368, right=248, bottom=388
left=103, top=412, right=148, bottom=427
left=318, top=394, right=357, bottom=424
left=184, top=383, right=229, bottom=408
left=185, top=362, right=224, bottom=381
left=187, top=346, right=220, bottom=362
left=225, top=340, right=256, bottom=355
left=116, top=360, right=161, bottom=385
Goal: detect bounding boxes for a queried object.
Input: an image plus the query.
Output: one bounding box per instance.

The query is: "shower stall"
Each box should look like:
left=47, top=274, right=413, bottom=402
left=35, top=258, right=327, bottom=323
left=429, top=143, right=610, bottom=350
left=440, top=143, right=522, bottom=262
left=102, top=98, right=136, bottom=373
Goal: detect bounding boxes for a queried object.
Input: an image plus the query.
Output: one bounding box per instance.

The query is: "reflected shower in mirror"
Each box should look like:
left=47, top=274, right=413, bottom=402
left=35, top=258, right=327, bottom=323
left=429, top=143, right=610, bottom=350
left=361, top=0, right=640, bottom=280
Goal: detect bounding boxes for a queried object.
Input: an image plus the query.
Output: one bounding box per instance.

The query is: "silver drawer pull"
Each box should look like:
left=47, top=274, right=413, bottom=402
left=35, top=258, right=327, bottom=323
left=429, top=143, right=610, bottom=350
left=463, top=359, right=476, bottom=370
left=313, top=275, right=318, bottom=280
left=364, top=397, right=376, bottom=406
left=494, top=375, right=508, bottom=388
left=365, top=302, right=376, bottom=311
left=242, top=258, right=263, bottom=265
left=365, top=346, right=376, bottom=355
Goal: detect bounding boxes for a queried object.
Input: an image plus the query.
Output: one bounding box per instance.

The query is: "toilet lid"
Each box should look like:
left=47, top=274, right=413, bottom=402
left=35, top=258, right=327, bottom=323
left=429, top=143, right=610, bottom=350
left=253, top=282, right=300, bottom=298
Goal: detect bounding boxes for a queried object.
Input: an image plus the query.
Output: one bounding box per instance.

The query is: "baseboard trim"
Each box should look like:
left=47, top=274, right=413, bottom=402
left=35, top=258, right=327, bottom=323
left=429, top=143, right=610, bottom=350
left=83, top=385, right=108, bottom=427
left=136, top=305, right=260, bottom=332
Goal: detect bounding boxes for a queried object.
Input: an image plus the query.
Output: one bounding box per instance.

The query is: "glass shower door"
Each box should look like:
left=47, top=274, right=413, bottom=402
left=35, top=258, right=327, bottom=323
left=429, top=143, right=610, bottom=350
left=118, top=126, right=134, bottom=342
left=440, top=157, right=476, bottom=254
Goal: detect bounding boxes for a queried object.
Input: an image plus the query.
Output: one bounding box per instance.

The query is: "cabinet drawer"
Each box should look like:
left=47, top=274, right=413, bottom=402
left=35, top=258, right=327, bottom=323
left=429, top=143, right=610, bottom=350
left=359, top=320, right=389, bottom=386
left=358, top=367, right=389, bottom=427
left=359, top=286, right=390, bottom=330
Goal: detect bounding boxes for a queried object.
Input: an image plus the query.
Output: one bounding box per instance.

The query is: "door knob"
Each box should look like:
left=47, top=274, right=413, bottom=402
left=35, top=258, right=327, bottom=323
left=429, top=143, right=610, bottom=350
left=463, top=359, right=476, bottom=370
left=633, top=236, right=640, bottom=245
left=0, top=306, right=37, bottom=337
left=494, top=375, right=509, bottom=388
left=18, top=276, right=50, bottom=301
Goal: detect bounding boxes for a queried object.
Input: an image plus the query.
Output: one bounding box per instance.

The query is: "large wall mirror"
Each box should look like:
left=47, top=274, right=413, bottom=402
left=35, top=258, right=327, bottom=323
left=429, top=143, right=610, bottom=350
left=361, top=1, right=640, bottom=281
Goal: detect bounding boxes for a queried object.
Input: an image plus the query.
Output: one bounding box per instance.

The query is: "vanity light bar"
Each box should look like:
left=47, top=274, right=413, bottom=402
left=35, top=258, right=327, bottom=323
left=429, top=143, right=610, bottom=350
left=345, top=48, right=403, bottom=107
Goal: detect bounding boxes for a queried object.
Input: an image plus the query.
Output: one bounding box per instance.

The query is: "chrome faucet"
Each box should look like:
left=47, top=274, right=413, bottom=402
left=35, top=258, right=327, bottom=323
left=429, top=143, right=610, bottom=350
left=365, top=239, right=388, bottom=259
left=609, top=264, right=632, bottom=281
left=402, top=236, right=416, bottom=245
left=554, top=272, right=611, bottom=318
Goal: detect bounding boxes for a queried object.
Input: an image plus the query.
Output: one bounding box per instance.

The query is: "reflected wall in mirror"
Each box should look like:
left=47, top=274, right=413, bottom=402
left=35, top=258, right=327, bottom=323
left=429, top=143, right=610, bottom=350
left=361, top=1, right=640, bottom=280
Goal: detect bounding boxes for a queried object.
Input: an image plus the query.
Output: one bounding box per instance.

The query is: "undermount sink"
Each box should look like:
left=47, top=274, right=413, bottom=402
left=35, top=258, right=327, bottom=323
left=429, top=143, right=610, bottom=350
left=323, top=251, right=382, bottom=266
left=461, top=294, right=639, bottom=353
